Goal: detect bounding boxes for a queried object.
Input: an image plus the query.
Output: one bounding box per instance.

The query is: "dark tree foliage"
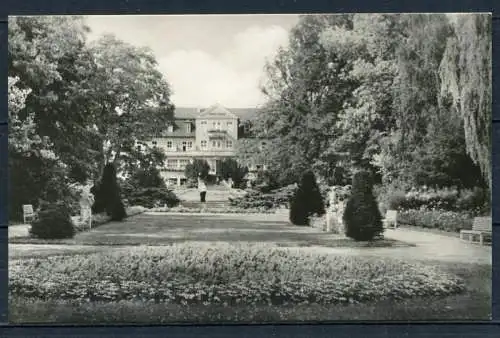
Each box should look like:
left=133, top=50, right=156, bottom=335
left=343, top=170, right=383, bottom=241
left=92, top=163, right=126, bottom=221
left=289, top=171, right=325, bottom=226
left=121, top=167, right=180, bottom=209
left=184, top=159, right=210, bottom=180
left=30, top=201, right=75, bottom=239
left=219, top=158, right=249, bottom=189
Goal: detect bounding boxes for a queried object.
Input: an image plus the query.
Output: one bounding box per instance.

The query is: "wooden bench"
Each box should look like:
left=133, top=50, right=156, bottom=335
left=22, top=204, right=35, bottom=224
left=383, top=210, right=398, bottom=229
left=460, top=216, right=492, bottom=245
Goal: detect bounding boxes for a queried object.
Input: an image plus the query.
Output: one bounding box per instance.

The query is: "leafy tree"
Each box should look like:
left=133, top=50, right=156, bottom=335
left=439, top=13, right=492, bottom=190
left=256, top=15, right=356, bottom=186
left=343, top=170, right=383, bottom=241
left=8, top=16, right=175, bottom=220
left=219, top=158, right=248, bottom=188
left=9, top=16, right=100, bottom=182
left=120, top=144, right=166, bottom=179
left=289, top=171, right=325, bottom=226
left=184, top=159, right=210, bottom=180
left=86, top=34, right=174, bottom=177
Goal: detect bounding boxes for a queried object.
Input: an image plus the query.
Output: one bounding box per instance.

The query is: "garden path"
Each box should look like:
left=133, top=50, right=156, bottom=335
left=298, top=227, right=492, bottom=265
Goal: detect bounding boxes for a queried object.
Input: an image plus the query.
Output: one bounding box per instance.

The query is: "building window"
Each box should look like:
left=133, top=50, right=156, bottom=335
left=201, top=120, right=207, bottom=125
left=167, top=125, right=174, bottom=133
left=187, top=141, right=193, bottom=149
left=167, top=141, right=173, bottom=149
left=212, top=121, right=216, bottom=129
left=182, top=141, right=187, bottom=152
left=167, top=159, right=176, bottom=169
left=201, top=140, right=207, bottom=148
left=227, top=121, right=232, bottom=126
left=212, top=141, right=216, bottom=148
left=186, top=124, right=191, bottom=133
left=226, top=140, right=233, bottom=148
left=178, top=159, right=189, bottom=169
left=152, top=141, right=157, bottom=146
left=217, top=141, right=221, bottom=148
left=217, top=122, right=221, bottom=130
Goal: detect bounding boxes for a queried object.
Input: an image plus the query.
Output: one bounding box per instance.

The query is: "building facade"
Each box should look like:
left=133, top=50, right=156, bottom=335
left=144, top=103, right=259, bottom=186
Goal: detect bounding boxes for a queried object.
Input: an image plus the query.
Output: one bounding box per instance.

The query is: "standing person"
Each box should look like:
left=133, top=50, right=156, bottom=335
left=198, top=173, right=207, bottom=208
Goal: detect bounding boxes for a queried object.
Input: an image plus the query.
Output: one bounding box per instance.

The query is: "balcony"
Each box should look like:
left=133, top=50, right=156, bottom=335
left=207, top=129, right=228, bottom=140
left=163, top=145, right=235, bottom=157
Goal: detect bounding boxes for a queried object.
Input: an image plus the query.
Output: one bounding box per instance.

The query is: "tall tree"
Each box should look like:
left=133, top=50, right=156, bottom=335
left=9, top=16, right=99, bottom=182
left=439, top=13, right=492, bottom=190
left=86, top=34, right=174, bottom=178
left=257, top=14, right=355, bottom=185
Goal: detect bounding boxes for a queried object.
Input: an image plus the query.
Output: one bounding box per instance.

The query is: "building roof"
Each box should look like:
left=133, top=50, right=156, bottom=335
left=174, top=105, right=260, bottom=121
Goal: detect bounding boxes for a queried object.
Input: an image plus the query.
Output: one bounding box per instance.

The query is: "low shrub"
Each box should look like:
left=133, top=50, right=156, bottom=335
left=9, top=243, right=464, bottom=305
left=376, top=184, right=489, bottom=214
left=29, top=202, right=75, bottom=239
left=126, top=187, right=180, bottom=209
left=398, top=209, right=473, bottom=233
left=229, top=184, right=297, bottom=210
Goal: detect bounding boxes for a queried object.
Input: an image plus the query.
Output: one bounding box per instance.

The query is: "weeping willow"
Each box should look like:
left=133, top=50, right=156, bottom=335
left=439, top=13, right=492, bottom=191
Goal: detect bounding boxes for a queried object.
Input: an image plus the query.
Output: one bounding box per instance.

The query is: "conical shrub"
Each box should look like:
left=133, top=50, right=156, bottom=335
left=289, top=171, right=325, bottom=226
left=92, top=163, right=126, bottom=221
left=343, top=170, right=383, bottom=241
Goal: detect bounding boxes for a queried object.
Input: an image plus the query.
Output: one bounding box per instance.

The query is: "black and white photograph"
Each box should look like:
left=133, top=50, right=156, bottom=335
left=7, top=13, right=492, bottom=323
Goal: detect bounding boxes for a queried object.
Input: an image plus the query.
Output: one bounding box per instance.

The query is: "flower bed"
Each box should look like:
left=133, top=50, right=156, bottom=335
left=10, top=243, right=464, bottom=305
left=149, top=206, right=275, bottom=214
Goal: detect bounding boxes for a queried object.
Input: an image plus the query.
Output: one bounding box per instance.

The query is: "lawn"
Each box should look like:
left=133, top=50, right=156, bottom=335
left=8, top=213, right=491, bottom=323
left=9, top=213, right=412, bottom=248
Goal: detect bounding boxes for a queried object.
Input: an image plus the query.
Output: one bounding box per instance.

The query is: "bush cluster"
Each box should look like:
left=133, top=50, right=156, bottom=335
left=398, top=210, right=473, bottom=233
left=120, top=167, right=180, bottom=209
left=377, top=185, right=488, bottom=215
left=126, top=188, right=180, bottom=209
left=10, top=243, right=464, bottom=305
left=29, top=202, right=75, bottom=239
left=229, top=185, right=297, bottom=210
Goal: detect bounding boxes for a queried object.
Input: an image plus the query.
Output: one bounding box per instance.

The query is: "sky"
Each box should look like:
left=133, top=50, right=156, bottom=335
left=85, top=15, right=300, bottom=108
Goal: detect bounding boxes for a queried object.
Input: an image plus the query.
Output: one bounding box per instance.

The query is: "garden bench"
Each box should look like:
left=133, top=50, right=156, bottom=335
left=383, top=210, right=398, bottom=229
left=22, top=204, right=35, bottom=224
left=460, top=216, right=492, bottom=245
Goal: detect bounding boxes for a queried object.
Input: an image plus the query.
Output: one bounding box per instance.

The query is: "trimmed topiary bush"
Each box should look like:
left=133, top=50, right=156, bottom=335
left=289, top=171, right=325, bottom=226
left=92, top=163, right=126, bottom=221
left=343, top=170, right=383, bottom=241
left=29, top=202, right=75, bottom=239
